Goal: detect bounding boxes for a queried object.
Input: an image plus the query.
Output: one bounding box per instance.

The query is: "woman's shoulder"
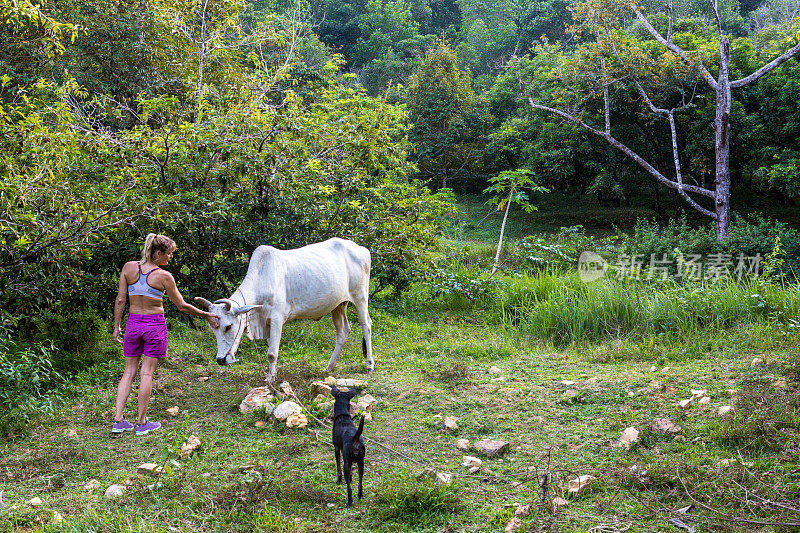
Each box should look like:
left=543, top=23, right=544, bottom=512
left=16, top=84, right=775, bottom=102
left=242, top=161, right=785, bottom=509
left=121, top=261, right=140, bottom=273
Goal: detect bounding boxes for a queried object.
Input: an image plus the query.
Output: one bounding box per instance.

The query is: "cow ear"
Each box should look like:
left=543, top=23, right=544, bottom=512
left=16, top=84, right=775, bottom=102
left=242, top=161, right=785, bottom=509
left=233, top=305, right=262, bottom=316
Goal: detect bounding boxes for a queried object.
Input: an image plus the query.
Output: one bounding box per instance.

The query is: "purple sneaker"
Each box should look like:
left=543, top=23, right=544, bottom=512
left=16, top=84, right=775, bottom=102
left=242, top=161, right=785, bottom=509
left=135, top=419, right=161, bottom=436
left=112, top=419, right=135, bottom=434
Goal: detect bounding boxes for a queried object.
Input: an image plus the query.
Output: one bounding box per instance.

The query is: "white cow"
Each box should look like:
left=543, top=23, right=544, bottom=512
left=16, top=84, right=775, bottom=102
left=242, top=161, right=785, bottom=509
left=195, top=238, right=373, bottom=381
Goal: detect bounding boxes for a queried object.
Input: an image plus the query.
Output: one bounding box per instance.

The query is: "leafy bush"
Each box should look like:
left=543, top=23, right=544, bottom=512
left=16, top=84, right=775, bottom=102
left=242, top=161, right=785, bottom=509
left=514, top=225, right=618, bottom=272
left=621, top=214, right=800, bottom=280
left=31, top=303, right=105, bottom=373
left=0, top=340, right=63, bottom=438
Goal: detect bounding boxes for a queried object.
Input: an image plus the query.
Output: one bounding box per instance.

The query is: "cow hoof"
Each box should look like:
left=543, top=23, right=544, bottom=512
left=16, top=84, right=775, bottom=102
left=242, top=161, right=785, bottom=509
left=265, top=374, right=276, bottom=383
left=324, top=365, right=336, bottom=373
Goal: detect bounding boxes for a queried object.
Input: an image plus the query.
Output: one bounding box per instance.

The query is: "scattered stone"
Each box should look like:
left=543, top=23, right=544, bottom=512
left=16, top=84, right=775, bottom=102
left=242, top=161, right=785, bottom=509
left=357, top=394, right=377, bottom=411
left=719, top=458, right=732, bottom=468
left=551, top=497, right=568, bottom=513
left=311, top=382, right=332, bottom=396
left=752, top=358, right=763, bottom=367
left=336, top=378, right=367, bottom=388
left=435, top=472, right=452, bottom=484
left=180, top=435, right=201, bottom=458
left=673, top=435, right=687, bottom=442
left=254, top=420, right=266, bottom=427
left=28, top=497, right=43, bottom=507
left=690, top=389, right=708, bottom=400
left=650, top=366, right=658, bottom=372
left=587, top=377, right=599, bottom=383
left=469, top=466, right=481, bottom=474
left=560, top=380, right=576, bottom=386
left=104, top=484, right=125, bottom=499
left=774, top=379, right=788, bottom=388
left=239, top=387, right=275, bottom=415
left=488, top=366, right=502, bottom=374
left=273, top=401, right=302, bottom=421
left=505, top=517, right=524, bottom=533
left=661, top=366, right=670, bottom=372
left=718, top=405, right=734, bottom=417
left=462, top=456, right=483, bottom=470
left=455, top=439, right=470, bottom=450
left=278, top=381, right=293, bottom=396
left=491, top=376, right=506, bottom=382
left=698, top=396, right=711, bottom=405
left=444, top=416, right=458, bottom=431
left=83, top=479, right=100, bottom=492
left=286, top=413, right=308, bottom=429
left=619, top=427, right=640, bottom=449
left=198, top=376, right=209, bottom=382
left=137, top=463, right=163, bottom=476
left=678, top=398, right=693, bottom=409
left=202, top=472, right=211, bottom=478
left=52, top=511, right=63, bottom=524
left=514, top=504, right=531, bottom=517
left=323, top=376, right=337, bottom=386
left=568, top=474, right=596, bottom=494
left=474, top=439, right=510, bottom=457
left=563, top=389, right=579, bottom=399
left=166, top=406, right=180, bottom=417
left=362, top=412, right=373, bottom=422
left=312, top=394, right=328, bottom=403
left=63, top=428, right=78, bottom=439
left=627, top=392, right=635, bottom=397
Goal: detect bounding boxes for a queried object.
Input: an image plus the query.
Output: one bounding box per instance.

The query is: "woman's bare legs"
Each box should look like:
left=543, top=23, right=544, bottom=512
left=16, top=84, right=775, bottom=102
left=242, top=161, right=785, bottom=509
left=137, top=356, right=160, bottom=424
left=114, top=356, right=140, bottom=421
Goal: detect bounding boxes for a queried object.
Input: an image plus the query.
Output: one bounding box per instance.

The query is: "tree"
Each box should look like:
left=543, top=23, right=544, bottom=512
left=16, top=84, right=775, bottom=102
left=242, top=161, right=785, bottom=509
left=407, top=39, right=482, bottom=188
left=523, top=0, right=800, bottom=240
left=483, top=168, right=547, bottom=274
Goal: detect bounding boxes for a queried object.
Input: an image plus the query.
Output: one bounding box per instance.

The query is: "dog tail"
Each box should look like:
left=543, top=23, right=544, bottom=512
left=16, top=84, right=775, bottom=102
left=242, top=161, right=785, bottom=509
left=354, top=414, right=365, bottom=440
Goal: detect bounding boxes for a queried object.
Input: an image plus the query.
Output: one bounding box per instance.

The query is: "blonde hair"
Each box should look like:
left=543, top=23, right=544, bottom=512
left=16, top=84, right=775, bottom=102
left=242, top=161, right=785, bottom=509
left=141, top=233, right=177, bottom=263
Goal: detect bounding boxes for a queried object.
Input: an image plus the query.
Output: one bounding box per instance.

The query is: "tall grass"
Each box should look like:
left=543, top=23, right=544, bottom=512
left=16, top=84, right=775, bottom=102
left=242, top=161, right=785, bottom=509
left=490, top=271, right=800, bottom=345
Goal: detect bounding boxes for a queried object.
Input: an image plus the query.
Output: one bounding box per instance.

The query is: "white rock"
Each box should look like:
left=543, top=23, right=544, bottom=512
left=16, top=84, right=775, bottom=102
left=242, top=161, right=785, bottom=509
left=661, top=366, right=670, bottom=372
left=435, top=472, right=452, bottom=484
left=455, top=439, right=470, bottom=450
left=83, top=479, right=100, bottom=491
left=28, top=497, right=43, bottom=507
left=560, top=380, right=576, bottom=386
left=311, top=382, right=332, bottom=396
left=587, top=377, right=599, bottom=383
left=552, top=496, right=569, bottom=513
left=698, top=396, right=711, bottom=405
left=444, top=416, right=458, bottom=431
left=63, top=428, right=78, bottom=438
left=678, top=398, right=693, bottom=409
left=198, top=376, right=209, bottom=382
left=469, top=466, right=481, bottom=474
left=180, top=435, right=201, bottom=458
left=564, top=389, right=579, bottom=399
left=323, top=376, right=337, bottom=386
left=505, top=517, right=524, bottom=533
left=286, top=413, right=308, bottom=429
left=166, top=406, right=180, bottom=417
left=650, top=366, right=657, bottom=372
left=357, top=394, right=377, bottom=411
left=335, top=378, right=367, bottom=387
left=488, top=366, right=502, bottom=374
left=52, top=511, right=63, bottom=523
left=620, top=427, right=640, bottom=449
left=514, top=504, right=531, bottom=517
left=474, top=439, right=510, bottom=457
left=279, top=381, right=294, bottom=396
left=202, top=473, right=211, bottom=478
left=362, top=412, right=373, bottom=422
left=462, top=456, right=483, bottom=469
left=650, top=418, right=682, bottom=434
left=751, top=357, right=763, bottom=367
left=718, top=405, right=734, bottom=417
left=104, top=484, right=125, bottom=499
left=137, top=463, right=162, bottom=476
left=690, top=389, right=708, bottom=400
left=273, top=401, right=302, bottom=421
left=568, top=474, right=596, bottom=494
left=239, top=387, right=275, bottom=415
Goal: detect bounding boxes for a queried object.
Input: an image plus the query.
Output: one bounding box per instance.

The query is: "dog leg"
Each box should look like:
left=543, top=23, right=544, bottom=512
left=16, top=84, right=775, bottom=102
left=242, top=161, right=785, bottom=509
left=335, top=447, right=342, bottom=484
left=358, top=459, right=364, bottom=500
left=345, top=467, right=353, bottom=507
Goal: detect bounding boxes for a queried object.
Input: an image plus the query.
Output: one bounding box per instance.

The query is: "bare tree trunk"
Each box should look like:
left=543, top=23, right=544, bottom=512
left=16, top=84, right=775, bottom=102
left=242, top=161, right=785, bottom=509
left=491, top=189, right=514, bottom=276
left=714, top=37, right=732, bottom=240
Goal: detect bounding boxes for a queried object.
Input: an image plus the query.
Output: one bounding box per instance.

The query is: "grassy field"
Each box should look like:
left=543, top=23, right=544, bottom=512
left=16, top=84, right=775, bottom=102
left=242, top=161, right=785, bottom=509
left=2, top=198, right=800, bottom=532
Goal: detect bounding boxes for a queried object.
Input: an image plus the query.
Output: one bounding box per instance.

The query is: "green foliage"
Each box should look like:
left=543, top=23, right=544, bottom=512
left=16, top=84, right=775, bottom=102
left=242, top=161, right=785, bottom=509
left=515, top=225, right=618, bottom=271
left=0, top=340, right=63, bottom=438
left=31, top=304, right=105, bottom=373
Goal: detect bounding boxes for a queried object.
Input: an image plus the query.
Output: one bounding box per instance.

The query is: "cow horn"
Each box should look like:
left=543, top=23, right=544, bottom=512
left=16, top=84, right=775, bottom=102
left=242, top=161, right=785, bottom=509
left=213, top=298, right=236, bottom=311
left=233, top=304, right=263, bottom=317
left=194, top=297, right=213, bottom=309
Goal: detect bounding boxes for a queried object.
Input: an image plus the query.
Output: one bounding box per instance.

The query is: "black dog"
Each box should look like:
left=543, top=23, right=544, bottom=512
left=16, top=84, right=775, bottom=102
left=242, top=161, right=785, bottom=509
left=331, top=385, right=365, bottom=506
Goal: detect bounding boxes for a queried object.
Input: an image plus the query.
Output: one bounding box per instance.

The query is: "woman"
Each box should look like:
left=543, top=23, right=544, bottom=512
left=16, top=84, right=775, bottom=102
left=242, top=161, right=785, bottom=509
left=112, top=233, right=220, bottom=435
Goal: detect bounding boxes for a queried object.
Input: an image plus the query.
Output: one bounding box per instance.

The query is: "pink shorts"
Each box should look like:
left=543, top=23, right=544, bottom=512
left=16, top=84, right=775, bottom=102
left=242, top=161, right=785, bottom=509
left=124, top=314, right=168, bottom=358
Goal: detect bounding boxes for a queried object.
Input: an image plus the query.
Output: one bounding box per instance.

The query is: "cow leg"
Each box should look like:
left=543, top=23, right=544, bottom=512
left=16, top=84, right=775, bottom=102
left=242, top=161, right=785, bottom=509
left=325, top=302, right=351, bottom=372
left=265, top=318, right=283, bottom=382
left=354, top=299, right=374, bottom=372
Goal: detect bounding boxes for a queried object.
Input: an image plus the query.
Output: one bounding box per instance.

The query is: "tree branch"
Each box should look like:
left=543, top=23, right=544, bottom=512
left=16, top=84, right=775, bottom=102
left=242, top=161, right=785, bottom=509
left=730, top=40, right=800, bottom=88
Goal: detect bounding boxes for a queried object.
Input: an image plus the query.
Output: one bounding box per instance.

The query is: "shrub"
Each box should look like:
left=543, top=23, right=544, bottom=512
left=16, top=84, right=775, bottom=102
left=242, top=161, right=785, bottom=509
left=31, top=303, right=105, bottom=373
left=0, top=340, right=63, bottom=438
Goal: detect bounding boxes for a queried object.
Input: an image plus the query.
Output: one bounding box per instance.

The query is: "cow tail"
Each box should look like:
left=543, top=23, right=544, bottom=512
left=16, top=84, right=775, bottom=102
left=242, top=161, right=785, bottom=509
left=354, top=415, right=365, bottom=440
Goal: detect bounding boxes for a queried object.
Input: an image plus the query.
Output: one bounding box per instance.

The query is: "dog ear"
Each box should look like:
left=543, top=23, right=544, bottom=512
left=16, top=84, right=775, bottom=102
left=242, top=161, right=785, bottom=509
left=331, top=385, right=340, bottom=396
left=344, top=388, right=358, bottom=400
